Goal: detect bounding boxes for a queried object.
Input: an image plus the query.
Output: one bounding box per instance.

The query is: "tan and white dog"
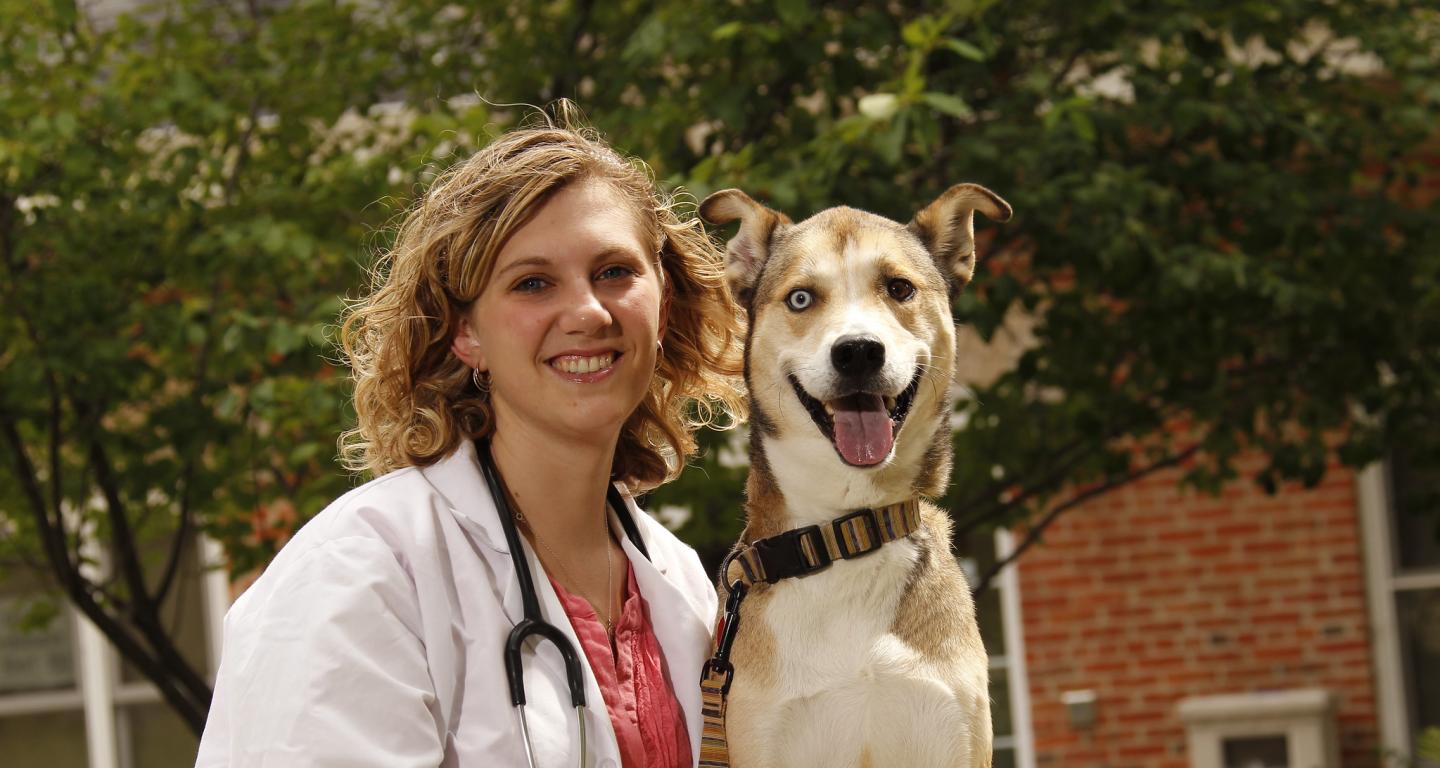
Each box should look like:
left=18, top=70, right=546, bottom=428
left=700, top=184, right=1012, bottom=768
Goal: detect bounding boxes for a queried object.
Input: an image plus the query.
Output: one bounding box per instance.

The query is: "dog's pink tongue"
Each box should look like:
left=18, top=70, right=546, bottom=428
left=831, top=394, right=894, bottom=466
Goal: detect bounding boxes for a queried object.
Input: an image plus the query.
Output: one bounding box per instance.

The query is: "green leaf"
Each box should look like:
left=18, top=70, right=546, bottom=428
left=52, top=112, right=78, bottom=138
left=922, top=92, right=975, bottom=120
left=901, top=19, right=929, bottom=47
left=1067, top=108, right=1096, bottom=143
left=712, top=21, right=744, bottom=41
left=878, top=111, right=908, bottom=165
left=945, top=38, right=987, bottom=61
left=775, top=0, right=808, bottom=27
left=49, top=0, right=77, bottom=27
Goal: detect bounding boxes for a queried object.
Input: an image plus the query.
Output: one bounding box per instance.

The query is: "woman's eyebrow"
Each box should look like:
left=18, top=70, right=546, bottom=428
left=587, top=245, right=647, bottom=264
left=497, top=246, right=645, bottom=276
left=493, top=256, right=552, bottom=280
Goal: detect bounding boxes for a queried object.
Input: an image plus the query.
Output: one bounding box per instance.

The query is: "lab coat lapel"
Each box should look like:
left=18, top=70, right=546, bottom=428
left=420, top=441, right=528, bottom=628
left=615, top=507, right=713, bottom=761
left=420, top=440, right=512, bottom=555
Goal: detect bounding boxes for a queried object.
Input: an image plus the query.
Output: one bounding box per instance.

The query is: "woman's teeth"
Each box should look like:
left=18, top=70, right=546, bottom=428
left=552, top=353, right=615, bottom=374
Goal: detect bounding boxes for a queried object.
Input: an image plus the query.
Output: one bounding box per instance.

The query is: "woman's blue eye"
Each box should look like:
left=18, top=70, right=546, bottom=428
left=513, top=277, right=548, bottom=293
left=597, top=265, right=635, bottom=280
left=786, top=289, right=815, bottom=311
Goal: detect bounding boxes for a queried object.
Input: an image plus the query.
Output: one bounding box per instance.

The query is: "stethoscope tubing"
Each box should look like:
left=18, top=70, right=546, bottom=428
left=474, top=438, right=648, bottom=767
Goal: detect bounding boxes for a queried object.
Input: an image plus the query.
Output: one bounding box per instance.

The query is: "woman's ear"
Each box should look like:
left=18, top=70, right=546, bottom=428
left=451, top=316, right=488, bottom=371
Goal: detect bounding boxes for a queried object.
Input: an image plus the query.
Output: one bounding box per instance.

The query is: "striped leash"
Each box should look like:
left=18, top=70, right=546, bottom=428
left=697, top=499, right=922, bottom=766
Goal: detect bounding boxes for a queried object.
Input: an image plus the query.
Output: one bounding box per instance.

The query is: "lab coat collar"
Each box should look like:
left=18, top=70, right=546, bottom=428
left=419, top=439, right=510, bottom=553
left=421, top=440, right=713, bottom=756
left=420, top=440, right=664, bottom=561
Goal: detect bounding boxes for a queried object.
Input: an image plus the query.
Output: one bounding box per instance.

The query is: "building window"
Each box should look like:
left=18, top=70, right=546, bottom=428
left=959, top=528, right=1036, bottom=768
left=0, top=535, right=227, bottom=768
left=1359, top=455, right=1440, bottom=764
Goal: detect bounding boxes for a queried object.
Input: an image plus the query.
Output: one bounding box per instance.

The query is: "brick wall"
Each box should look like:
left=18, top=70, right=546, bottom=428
left=1016, top=457, right=1379, bottom=767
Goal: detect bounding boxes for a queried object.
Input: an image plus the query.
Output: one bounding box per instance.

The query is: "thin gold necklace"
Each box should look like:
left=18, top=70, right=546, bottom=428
left=514, top=506, right=616, bottom=636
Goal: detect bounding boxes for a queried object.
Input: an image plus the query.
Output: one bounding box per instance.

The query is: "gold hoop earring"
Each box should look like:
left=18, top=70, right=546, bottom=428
left=472, top=368, right=490, bottom=395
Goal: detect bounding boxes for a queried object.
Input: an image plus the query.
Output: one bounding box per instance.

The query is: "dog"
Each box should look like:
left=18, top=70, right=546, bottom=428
left=699, top=183, right=1012, bottom=768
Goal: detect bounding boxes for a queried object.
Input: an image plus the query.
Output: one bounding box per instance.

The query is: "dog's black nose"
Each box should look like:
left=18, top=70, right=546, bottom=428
left=831, top=336, right=886, bottom=379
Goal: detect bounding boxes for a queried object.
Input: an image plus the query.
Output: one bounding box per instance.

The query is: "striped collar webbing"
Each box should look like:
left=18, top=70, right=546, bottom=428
left=723, top=499, right=922, bottom=587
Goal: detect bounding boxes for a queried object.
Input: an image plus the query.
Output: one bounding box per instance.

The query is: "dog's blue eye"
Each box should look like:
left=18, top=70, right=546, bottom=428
left=786, top=289, right=814, bottom=311
left=887, top=278, right=916, bottom=302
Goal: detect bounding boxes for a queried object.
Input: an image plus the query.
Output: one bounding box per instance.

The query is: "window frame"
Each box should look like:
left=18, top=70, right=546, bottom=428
left=0, top=533, right=228, bottom=768
left=994, top=529, right=1037, bottom=768
left=1358, top=461, right=1440, bottom=762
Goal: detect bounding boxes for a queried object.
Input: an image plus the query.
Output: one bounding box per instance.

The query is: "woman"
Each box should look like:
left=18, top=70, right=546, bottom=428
left=195, top=113, right=744, bottom=767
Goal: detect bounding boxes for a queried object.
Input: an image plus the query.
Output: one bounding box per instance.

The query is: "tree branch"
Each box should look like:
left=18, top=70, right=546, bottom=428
left=952, top=431, right=1094, bottom=538
left=78, top=415, right=214, bottom=718
left=1, top=397, right=206, bottom=728
left=971, top=442, right=1201, bottom=596
left=74, top=400, right=151, bottom=612
left=0, top=399, right=74, bottom=587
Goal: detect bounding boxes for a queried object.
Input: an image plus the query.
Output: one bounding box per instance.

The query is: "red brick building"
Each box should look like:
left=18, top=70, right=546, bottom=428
left=985, top=454, right=1438, bottom=768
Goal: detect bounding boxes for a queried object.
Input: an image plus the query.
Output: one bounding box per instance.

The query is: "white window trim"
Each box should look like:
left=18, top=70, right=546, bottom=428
left=996, top=528, right=1037, bottom=768
left=200, top=533, right=230, bottom=679
left=0, top=529, right=227, bottom=768
left=0, top=688, right=85, bottom=717
left=1357, top=460, right=1440, bottom=761
left=76, top=607, right=120, bottom=768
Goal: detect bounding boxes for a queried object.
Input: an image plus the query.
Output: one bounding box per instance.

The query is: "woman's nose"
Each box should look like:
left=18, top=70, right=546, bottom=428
left=559, top=284, right=612, bottom=334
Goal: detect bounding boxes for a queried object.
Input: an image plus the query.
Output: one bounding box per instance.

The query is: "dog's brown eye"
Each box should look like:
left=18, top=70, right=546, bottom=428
left=887, top=278, right=915, bottom=302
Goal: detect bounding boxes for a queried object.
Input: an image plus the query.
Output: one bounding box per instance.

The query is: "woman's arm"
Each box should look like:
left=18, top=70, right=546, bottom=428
left=196, top=536, right=444, bottom=768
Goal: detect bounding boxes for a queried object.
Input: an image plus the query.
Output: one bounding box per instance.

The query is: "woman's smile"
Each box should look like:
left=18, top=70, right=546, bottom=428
left=548, top=350, right=621, bottom=380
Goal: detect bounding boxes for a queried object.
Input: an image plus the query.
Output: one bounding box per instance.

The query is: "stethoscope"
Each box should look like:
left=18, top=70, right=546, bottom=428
left=474, top=439, right=650, bottom=768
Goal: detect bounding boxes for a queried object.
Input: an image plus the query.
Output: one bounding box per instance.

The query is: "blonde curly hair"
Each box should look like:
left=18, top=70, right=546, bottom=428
left=339, top=112, right=745, bottom=489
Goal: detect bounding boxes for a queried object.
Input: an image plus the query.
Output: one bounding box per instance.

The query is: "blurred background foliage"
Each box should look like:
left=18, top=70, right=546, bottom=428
left=0, top=0, right=1436, bottom=732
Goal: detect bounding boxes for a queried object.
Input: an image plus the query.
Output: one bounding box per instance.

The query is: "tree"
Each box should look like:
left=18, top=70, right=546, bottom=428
left=2, top=0, right=1436, bottom=734
left=0, top=0, right=493, bottom=733
left=603, top=0, right=1440, bottom=589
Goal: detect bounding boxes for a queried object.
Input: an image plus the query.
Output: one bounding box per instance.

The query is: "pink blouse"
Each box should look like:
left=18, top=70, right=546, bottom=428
left=549, top=562, right=692, bottom=768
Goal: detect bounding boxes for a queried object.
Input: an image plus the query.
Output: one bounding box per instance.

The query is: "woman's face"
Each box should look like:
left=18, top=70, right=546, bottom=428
left=453, top=177, right=666, bottom=447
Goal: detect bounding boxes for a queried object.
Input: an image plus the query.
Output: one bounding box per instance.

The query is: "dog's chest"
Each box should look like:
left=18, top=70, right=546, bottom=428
left=755, top=539, right=920, bottom=697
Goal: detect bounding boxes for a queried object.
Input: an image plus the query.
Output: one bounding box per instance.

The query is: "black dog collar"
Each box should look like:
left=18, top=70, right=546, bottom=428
left=723, top=499, right=922, bottom=586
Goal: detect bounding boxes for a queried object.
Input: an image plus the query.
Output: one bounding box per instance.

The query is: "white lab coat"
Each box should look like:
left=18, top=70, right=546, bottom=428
left=195, top=439, right=718, bottom=768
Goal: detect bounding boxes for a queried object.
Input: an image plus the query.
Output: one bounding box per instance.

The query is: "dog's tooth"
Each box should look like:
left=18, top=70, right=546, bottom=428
left=823, top=402, right=835, bottom=416
left=884, top=396, right=897, bottom=411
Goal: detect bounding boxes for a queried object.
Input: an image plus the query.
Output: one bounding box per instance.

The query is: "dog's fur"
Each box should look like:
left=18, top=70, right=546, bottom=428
left=701, top=184, right=1012, bottom=768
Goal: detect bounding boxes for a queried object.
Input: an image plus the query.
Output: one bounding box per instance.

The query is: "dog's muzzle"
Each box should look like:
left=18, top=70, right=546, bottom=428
left=789, top=365, right=922, bottom=468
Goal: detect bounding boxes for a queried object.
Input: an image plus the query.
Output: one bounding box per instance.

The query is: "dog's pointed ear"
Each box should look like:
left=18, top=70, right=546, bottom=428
left=700, top=188, right=791, bottom=304
left=907, top=183, right=1012, bottom=294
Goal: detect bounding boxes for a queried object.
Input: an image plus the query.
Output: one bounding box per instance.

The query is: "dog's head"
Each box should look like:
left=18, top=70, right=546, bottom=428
left=701, top=185, right=1010, bottom=498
